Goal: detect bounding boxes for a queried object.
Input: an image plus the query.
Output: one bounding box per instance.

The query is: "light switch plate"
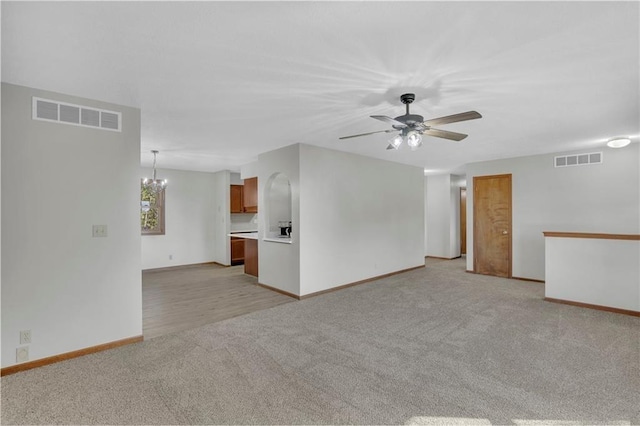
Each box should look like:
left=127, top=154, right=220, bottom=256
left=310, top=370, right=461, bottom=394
left=20, top=330, right=31, bottom=344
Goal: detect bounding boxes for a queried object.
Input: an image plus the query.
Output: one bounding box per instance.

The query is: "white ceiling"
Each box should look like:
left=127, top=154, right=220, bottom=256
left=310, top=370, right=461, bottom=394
left=2, top=1, right=638, bottom=174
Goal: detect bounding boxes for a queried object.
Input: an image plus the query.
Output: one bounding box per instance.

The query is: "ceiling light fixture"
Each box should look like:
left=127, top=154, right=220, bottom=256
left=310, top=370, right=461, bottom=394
left=606, top=137, right=631, bottom=148
left=142, top=150, right=167, bottom=194
left=388, top=134, right=403, bottom=150
left=406, top=131, right=423, bottom=150
left=387, top=131, right=424, bottom=151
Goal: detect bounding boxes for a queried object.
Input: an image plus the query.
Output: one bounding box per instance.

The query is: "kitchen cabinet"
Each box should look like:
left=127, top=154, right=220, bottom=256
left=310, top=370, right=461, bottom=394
left=244, top=238, right=258, bottom=277
left=230, top=178, right=258, bottom=213
left=243, top=177, right=258, bottom=213
left=230, top=237, right=245, bottom=265
left=230, top=185, right=244, bottom=213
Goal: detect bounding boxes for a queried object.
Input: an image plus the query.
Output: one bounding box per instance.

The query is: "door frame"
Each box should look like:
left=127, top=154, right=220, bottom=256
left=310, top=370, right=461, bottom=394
left=460, top=187, right=467, bottom=255
left=473, top=174, right=512, bottom=277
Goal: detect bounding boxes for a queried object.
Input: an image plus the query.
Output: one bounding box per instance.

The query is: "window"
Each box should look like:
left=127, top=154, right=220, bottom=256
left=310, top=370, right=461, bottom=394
left=141, top=182, right=165, bottom=235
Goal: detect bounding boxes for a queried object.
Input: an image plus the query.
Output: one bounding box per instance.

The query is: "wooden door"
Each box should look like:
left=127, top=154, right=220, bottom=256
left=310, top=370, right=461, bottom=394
left=473, top=174, right=512, bottom=278
left=243, top=177, right=258, bottom=213
left=460, top=188, right=467, bottom=255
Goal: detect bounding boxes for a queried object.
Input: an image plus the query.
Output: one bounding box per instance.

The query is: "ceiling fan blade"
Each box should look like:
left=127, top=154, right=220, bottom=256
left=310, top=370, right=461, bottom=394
left=423, top=128, right=468, bottom=141
left=339, top=129, right=395, bottom=140
left=423, top=111, right=482, bottom=126
left=370, top=115, right=406, bottom=127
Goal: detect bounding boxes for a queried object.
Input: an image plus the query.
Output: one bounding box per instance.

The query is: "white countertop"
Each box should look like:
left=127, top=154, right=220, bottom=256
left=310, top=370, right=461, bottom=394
left=228, top=232, right=258, bottom=240
left=263, top=236, right=292, bottom=244
left=228, top=232, right=292, bottom=244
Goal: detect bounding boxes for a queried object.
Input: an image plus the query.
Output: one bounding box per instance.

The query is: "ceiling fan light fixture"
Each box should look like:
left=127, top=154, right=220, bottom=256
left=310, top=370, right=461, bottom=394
left=407, top=132, right=422, bottom=150
left=338, top=93, right=481, bottom=151
left=389, top=134, right=403, bottom=150
left=607, top=137, right=631, bottom=148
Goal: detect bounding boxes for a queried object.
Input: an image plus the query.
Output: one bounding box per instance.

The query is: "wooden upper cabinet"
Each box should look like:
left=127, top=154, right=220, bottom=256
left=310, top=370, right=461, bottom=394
left=243, top=177, right=258, bottom=213
left=230, top=185, right=244, bottom=213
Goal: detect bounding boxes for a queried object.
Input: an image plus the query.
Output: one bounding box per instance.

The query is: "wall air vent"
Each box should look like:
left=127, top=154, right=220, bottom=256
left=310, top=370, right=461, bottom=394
left=32, top=97, right=121, bottom=132
left=554, top=152, right=602, bottom=168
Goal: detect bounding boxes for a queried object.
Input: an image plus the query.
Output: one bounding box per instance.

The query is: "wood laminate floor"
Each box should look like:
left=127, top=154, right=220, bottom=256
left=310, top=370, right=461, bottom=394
left=142, top=263, right=295, bottom=339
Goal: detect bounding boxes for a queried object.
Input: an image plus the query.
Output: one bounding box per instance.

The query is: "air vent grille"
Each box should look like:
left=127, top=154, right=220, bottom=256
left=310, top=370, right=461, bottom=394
left=32, top=97, right=121, bottom=132
left=100, top=111, right=120, bottom=130
left=81, top=108, right=100, bottom=127
left=59, top=104, right=80, bottom=124
left=36, top=100, right=58, bottom=120
left=555, top=152, right=602, bottom=168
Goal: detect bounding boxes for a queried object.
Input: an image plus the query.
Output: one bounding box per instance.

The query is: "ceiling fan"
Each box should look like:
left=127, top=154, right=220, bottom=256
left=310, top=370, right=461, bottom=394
left=339, top=93, right=482, bottom=150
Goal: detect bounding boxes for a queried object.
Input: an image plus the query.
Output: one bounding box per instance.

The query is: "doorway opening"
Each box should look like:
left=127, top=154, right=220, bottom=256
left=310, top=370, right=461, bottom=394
left=460, top=187, right=467, bottom=255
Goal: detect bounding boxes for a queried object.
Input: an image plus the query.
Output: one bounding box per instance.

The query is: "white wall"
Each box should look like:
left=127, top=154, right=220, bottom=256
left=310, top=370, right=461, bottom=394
left=545, top=237, right=639, bottom=311
left=265, top=173, right=292, bottom=237
left=424, top=176, right=428, bottom=256
left=212, top=170, right=230, bottom=265
left=466, top=144, right=640, bottom=280
left=230, top=214, right=258, bottom=232
left=240, top=161, right=258, bottom=180
left=425, top=174, right=462, bottom=259
left=230, top=172, right=243, bottom=185
left=141, top=167, right=218, bottom=270
left=449, top=175, right=464, bottom=257
left=1, top=83, right=142, bottom=367
left=299, top=144, right=425, bottom=296
left=426, top=174, right=451, bottom=258
left=258, top=144, right=300, bottom=295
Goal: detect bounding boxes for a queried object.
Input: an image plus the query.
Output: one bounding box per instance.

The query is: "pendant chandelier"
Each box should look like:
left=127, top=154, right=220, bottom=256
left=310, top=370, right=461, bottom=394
left=142, top=150, right=167, bottom=194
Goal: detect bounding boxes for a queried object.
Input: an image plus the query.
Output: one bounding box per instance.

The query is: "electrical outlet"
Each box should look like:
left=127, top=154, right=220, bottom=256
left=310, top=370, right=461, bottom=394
left=92, top=225, right=108, bottom=238
left=20, top=330, right=31, bottom=344
left=16, top=347, right=29, bottom=363
left=169, top=254, right=173, bottom=260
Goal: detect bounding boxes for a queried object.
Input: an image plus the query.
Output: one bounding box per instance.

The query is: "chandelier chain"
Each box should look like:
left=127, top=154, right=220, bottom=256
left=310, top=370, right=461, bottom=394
left=143, top=150, right=166, bottom=194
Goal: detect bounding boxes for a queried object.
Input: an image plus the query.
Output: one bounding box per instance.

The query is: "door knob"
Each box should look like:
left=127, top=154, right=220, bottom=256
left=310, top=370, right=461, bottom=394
left=502, top=230, right=508, bottom=235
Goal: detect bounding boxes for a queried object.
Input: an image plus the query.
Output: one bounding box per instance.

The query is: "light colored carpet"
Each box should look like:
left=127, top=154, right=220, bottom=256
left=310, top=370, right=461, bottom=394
left=2, top=258, right=639, bottom=425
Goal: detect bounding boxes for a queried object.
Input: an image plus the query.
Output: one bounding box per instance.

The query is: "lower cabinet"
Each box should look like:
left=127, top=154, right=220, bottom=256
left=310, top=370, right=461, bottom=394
left=230, top=237, right=245, bottom=265
left=244, top=239, right=258, bottom=277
